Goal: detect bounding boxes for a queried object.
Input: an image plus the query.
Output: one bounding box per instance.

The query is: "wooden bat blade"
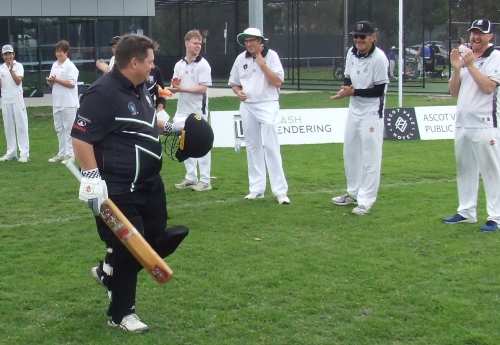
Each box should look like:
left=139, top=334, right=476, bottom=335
left=99, top=199, right=173, bottom=284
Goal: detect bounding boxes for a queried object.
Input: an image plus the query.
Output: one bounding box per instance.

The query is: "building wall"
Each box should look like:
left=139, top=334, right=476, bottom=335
left=0, top=0, right=155, bottom=16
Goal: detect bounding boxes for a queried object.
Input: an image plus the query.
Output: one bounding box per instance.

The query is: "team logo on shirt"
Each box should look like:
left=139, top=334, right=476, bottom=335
left=243, top=64, right=248, bottom=70
left=490, top=139, right=496, bottom=146
left=128, top=102, right=139, bottom=116
left=384, top=108, right=421, bottom=140
left=148, top=75, right=154, bottom=83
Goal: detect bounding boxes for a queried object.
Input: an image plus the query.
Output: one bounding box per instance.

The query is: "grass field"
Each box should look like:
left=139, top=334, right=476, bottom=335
left=1, top=93, right=499, bottom=345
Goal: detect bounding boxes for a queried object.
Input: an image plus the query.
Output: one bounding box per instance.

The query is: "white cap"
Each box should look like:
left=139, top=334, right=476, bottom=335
left=391, top=46, right=396, bottom=49
left=2, top=45, right=14, bottom=54
left=236, top=28, right=268, bottom=47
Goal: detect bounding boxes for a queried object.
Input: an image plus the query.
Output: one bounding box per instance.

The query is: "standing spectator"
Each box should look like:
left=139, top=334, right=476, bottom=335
left=443, top=18, right=500, bottom=232
left=0, top=44, right=30, bottom=162
left=389, top=46, right=397, bottom=79
left=417, top=44, right=431, bottom=77
left=228, top=28, right=290, bottom=205
left=71, top=34, right=189, bottom=332
left=96, top=36, right=120, bottom=74
left=170, top=30, right=213, bottom=192
left=330, top=21, right=389, bottom=215
left=46, top=40, right=79, bottom=164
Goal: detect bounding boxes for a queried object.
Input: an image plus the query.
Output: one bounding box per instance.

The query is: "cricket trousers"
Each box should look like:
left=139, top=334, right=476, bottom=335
left=454, top=127, right=500, bottom=223
left=53, top=106, right=77, bottom=157
left=1, top=101, right=29, bottom=157
left=94, top=175, right=189, bottom=322
left=343, top=114, right=384, bottom=208
left=239, top=101, right=288, bottom=196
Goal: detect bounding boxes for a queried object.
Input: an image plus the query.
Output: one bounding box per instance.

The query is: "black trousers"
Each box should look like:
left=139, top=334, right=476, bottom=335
left=94, top=175, right=189, bottom=322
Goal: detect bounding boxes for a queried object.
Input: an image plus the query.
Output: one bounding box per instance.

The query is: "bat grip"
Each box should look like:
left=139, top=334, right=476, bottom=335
left=65, top=160, right=83, bottom=182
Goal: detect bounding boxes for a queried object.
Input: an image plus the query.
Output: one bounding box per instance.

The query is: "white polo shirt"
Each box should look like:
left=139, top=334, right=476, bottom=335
left=228, top=47, right=284, bottom=103
left=173, top=55, right=212, bottom=116
left=109, top=56, right=115, bottom=71
left=49, top=58, right=79, bottom=108
left=456, top=46, right=500, bottom=128
left=0, top=60, right=24, bottom=103
left=345, top=46, right=389, bottom=117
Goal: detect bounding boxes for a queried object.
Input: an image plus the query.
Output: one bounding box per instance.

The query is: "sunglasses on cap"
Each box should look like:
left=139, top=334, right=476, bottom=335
left=353, top=34, right=367, bottom=39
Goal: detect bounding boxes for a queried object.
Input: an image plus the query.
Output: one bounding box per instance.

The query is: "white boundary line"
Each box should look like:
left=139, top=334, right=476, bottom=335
left=0, top=179, right=454, bottom=229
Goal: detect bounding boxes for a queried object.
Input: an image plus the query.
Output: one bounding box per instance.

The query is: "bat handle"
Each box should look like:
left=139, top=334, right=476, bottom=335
left=65, top=160, right=83, bottom=182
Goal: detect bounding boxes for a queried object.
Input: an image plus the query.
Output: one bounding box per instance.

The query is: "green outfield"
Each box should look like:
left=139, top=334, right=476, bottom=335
left=2, top=93, right=499, bottom=345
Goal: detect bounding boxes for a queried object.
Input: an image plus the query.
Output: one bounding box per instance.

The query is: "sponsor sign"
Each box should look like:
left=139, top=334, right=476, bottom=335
left=210, top=106, right=458, bottom=147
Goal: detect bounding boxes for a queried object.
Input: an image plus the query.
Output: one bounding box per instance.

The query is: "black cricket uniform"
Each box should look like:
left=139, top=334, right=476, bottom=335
left=146, top=65, right=166, bottom=109
left=71, top=68, right=188, bottom=323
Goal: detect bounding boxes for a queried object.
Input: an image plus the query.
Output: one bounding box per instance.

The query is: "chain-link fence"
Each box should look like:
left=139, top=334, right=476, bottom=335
left=153, top=0, right=500, bottom=94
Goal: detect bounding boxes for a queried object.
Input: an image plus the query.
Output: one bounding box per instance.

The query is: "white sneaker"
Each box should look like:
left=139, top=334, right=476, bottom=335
left=277, top=194, right=290, bottom=205
left=61, top=156, right=74, bottom=164
left=0, top=154, right=18, bottom=161
left=48, top=155, right=64, bottom=163
left=18, top=156, right=29, bottom=163
left=352, top=205, right=370, bottom=215
left=245, top=192, right=264, bottom=200
left=175, top=179, right=198, bottom=189
left=108, top=313, right=149, bottom=333
left=192, top=182, right=212, bottom=191
left=332, top=193, right=357, bottom=206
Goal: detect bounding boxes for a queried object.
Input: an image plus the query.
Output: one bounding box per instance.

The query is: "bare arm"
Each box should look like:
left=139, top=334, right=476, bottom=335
left=168, top=84, right=207, bottom=94
left=448, top=49, right=462, bottom=98
left=231, top=84, right=247, bottom=101
left=7, top=64, right=22, bottom=85
left=467, top=64, right=498, bottom=95
left=255, top=53, right=283, bottom=88
left=72, top=138, right=98, bottom=171
left=48, top=76, right=76, bottom=88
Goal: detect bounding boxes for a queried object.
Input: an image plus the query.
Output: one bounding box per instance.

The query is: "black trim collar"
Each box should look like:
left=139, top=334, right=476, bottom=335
left=245, top=46, right=269, bottom=59
left=478, top=45, right=495, bottom=58
left=182, top=55, right=203, bottom=63
left=351, top=44, right=376, bottom=58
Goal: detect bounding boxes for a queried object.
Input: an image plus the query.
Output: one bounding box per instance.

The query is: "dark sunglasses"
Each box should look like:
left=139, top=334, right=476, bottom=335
left=353, top=34, right=367, bottom=39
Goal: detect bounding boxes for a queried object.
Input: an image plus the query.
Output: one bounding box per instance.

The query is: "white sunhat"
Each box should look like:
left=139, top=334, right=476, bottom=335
left=2, top=44, right=14, bottom=54
left=236, top=28, right=268, bottom=47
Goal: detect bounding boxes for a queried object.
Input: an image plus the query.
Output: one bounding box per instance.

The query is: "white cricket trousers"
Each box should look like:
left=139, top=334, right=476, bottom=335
left=174, top=113, right=211, bottom=184
left=343, top=114, right=384, bottom=208
left=1, top=101, right=29, bottom=157
left=389, top=60, right=396, bottom=77
left=454, top=127, right=500, bottom=223
left=53, top=106, right=77, bottom=157
left=240, top=101, right=288, bottom=196
left=184, top=152, right=211, bottom=184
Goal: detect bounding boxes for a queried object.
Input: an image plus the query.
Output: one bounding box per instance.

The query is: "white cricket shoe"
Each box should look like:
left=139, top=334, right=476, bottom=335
left=61, top=156, right=74, bottom=164
left=48, top=155, right=64, bottom=163
left=0, top=154, right=18, bottom=161
left=18, top=156, right=29, bottom=163
left=244, top=192, right=264, bottom=200
left=108, top=313, right=149, bottom=333
left=175, top=179, right=198, bottom=189
left=192, top=182, right=212, bottom=191
left=277, top=194, right=290, bottom=205
left=332, top=193, right=357, bottom=206
left=352, top=205, right=370, bottom=215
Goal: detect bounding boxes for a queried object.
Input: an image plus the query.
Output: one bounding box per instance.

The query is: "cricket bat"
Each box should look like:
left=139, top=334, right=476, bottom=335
left=66, top=161, right=173, bottom=284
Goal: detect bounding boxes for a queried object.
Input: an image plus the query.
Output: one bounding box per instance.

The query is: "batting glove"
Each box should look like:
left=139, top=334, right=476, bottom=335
left=79, top=177, right=108, bottom=216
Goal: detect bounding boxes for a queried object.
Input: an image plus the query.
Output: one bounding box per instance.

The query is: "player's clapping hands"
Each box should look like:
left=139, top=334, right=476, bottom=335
left=330, top=85, right=354, bottom=100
